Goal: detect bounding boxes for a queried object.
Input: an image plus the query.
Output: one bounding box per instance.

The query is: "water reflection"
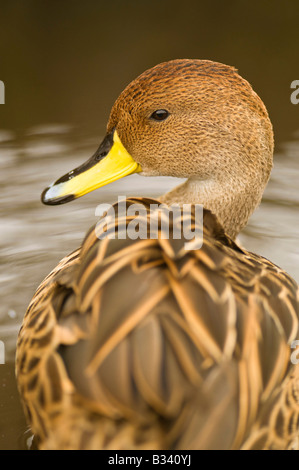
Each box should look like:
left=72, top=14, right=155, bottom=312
left=0, top=124, right=299, bottom=449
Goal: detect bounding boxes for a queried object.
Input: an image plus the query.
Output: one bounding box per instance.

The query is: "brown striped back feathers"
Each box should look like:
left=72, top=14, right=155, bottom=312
left=16, top=199, right=299, bottom=449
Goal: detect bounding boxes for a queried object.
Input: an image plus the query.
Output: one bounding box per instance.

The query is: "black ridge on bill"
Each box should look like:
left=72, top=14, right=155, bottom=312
left=54, top=131, right=114, bottom=185
left=40, top=130, right=115, bottom=205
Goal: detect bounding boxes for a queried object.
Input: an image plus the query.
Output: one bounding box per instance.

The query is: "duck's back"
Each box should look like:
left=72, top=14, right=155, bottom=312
left=16, top=198, right=299, bottom=450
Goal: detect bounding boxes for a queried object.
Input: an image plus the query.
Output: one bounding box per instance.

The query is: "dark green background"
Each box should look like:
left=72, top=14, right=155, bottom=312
left=0, top=0, right=298, bottom=144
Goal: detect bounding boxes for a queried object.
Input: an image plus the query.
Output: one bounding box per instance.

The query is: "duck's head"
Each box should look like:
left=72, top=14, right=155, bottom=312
left=42, top=59, right=273, bottom=239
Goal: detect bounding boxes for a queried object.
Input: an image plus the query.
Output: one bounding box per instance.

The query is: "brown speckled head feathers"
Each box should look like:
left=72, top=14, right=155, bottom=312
left=106, top=60, right=274, bottom=238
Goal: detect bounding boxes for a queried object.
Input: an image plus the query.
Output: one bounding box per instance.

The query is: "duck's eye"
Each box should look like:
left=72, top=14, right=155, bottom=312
left=150, top=109, right=170, bottom=121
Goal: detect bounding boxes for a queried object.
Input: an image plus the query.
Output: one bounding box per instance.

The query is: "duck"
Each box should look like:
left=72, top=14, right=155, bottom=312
left=16, top=59, right=299, bottom=450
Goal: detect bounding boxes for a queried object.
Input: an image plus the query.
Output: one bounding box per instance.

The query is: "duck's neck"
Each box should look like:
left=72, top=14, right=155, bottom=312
left=160, top=176, right=264, bottom=240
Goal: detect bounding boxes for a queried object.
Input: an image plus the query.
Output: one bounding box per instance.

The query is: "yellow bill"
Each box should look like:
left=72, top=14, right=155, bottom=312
left=42, top=130, right=142, bottom=205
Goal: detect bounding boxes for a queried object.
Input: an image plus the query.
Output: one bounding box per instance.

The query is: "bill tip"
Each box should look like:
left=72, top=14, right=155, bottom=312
left=41, top=185, right=75, bottom=205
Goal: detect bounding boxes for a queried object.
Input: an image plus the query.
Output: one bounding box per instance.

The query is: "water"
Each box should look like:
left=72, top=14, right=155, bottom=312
left=0, top=124, right=298, bottom=449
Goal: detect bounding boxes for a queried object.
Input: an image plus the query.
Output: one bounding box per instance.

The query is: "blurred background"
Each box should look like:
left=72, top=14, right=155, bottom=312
left=0, top=0, right=299, bottom=449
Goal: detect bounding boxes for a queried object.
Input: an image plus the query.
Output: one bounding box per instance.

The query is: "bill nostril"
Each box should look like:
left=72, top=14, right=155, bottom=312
left=96, top=151, right=108, bottom=161
left=94, top=132, right=115, bottom=161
